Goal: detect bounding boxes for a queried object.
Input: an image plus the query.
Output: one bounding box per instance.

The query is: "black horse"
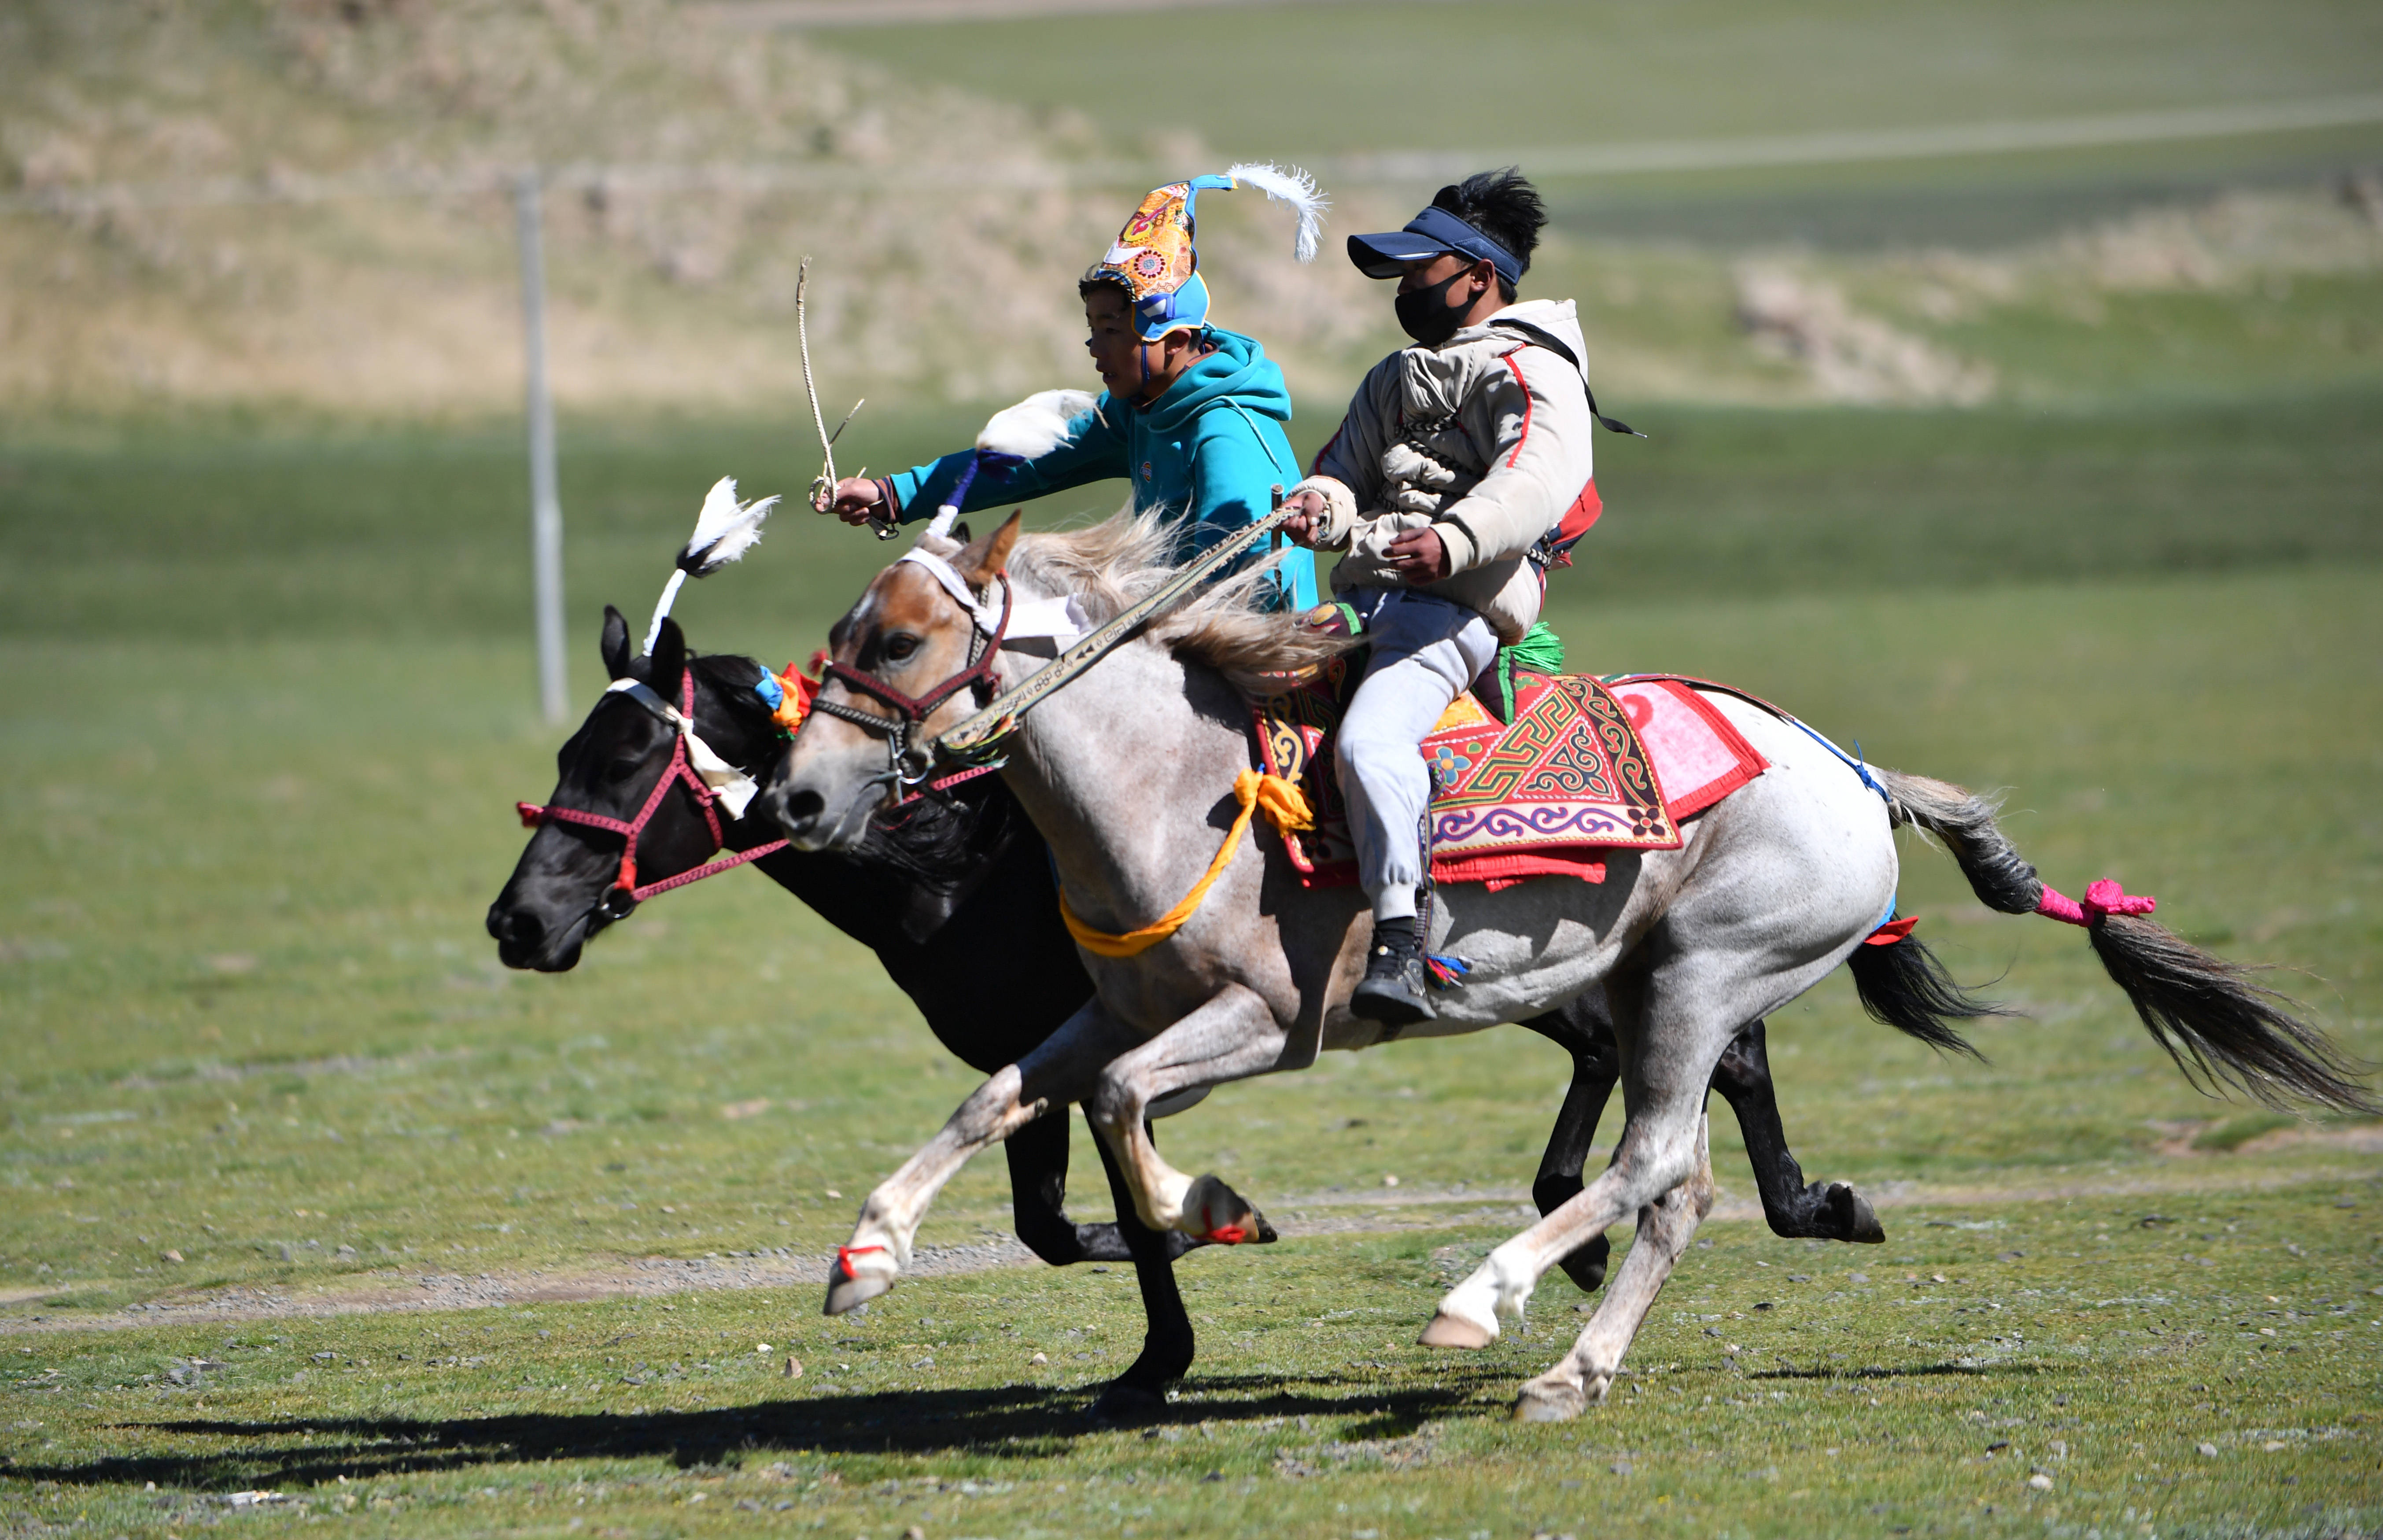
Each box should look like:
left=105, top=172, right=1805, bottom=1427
left=487, top=608, right=1884, bottom=1416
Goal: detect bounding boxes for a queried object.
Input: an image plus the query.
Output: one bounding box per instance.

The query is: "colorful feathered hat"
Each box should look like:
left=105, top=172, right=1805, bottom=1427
left=1087, top=163, right=1328, bottom=341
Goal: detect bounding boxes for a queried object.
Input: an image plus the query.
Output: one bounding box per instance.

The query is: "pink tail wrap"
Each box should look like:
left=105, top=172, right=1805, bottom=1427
left=2035, top=878, right=2157, bottom=928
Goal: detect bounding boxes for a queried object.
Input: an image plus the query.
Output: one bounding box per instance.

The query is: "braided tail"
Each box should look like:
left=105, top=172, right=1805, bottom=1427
left=1875, top=770, right=2375, bottom=1113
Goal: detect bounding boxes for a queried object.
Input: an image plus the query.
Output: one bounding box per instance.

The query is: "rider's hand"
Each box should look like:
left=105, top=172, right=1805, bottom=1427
left=820, top=476, right=887, bottom=527
left=1389, top=525, right=1450, bottom=582
left=1277, top=486, right=1328, bottom=548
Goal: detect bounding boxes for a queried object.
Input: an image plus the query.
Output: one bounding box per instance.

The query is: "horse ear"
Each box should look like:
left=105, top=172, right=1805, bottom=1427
left=647, top=616, right=686, bottom=697
left=601, top=606, right=634, bottom=681
left=959, top=509, right=1023, bottom=587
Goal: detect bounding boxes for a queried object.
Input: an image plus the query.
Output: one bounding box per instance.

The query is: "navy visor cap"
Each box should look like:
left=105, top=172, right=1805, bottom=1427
left=1346, top=204, right=1522, bottom=286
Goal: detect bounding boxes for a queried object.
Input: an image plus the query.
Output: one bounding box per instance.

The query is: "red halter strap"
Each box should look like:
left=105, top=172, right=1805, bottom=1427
left=514, top=672, right=788, bottom=903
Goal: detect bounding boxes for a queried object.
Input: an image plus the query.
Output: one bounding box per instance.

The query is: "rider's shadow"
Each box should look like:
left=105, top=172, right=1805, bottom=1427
left=11, top=1376, right=1501, bottom=1492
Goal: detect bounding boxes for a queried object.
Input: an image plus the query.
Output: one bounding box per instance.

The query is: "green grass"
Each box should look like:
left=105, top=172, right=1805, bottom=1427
left=3, top=409, right=2380, bottom=1533
left=3, top=1188, right=2378, bottom=1538
left=6, top=389, right=2382, bottom=653
left=817, top=0, right=2383, bottom=243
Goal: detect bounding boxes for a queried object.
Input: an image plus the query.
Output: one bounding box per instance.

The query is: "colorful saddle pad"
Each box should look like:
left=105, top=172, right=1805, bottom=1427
left=1254, top=665, right=1768, bottom=889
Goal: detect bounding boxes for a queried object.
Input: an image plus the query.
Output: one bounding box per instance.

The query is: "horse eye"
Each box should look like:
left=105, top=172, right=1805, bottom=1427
left=605, top=757, right=643, bottom=784
left=882, top=633, right=920, bottom=663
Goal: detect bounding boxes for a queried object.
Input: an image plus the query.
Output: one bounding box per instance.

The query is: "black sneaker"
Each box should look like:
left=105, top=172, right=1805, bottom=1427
left=1350, top=922, right=1436, bottom=1028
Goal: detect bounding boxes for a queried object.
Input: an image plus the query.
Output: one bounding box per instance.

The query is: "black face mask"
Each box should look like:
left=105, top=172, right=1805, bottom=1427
left=1393, top=267, right=1471, bottom=346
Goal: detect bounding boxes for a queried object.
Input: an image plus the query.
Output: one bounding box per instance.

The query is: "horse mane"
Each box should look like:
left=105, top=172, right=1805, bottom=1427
left=988, top=508, right=1357, bottom=696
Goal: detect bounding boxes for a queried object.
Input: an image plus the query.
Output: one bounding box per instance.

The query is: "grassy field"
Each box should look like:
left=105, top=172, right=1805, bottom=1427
left=3, top=388, right=2380, bottom=1535
left=813, top=0, right=2383, bottom=231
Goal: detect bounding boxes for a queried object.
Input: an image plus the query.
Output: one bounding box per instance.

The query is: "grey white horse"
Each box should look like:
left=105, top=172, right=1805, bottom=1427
left=764, top=512, right=2372, bottom=1420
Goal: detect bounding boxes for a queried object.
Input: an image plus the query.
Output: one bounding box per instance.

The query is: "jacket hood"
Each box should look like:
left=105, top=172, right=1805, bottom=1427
left=1134, top=327, right=1291, bottom=436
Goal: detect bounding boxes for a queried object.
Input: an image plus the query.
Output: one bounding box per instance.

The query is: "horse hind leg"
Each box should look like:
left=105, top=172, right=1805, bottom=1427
left=1422, top=1000, right=1721, bottom=1350
left=1515, top=1113, right=1715, bottom=1422
left=1711, top=1018, right=1885, bottom=1245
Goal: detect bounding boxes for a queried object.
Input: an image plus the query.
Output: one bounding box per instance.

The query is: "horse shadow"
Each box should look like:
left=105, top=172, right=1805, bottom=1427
left=7, top=1371, right=1510, bottom=1493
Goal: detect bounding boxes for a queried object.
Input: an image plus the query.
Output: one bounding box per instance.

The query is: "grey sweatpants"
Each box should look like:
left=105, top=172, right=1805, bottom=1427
left=1332, top=588, right=1500, bottom=921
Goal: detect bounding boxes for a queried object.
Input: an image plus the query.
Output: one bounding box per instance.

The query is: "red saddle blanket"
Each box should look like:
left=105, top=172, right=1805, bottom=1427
left=1254, top=665, right=1768, bottom=889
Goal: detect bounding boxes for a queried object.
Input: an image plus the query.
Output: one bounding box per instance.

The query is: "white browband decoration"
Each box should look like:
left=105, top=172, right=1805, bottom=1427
left=897, top=547, right=1088, bottom=646
left=605, top=677, right=760, bottom=820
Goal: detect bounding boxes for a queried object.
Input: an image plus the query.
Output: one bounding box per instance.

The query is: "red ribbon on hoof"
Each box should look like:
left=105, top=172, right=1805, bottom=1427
left=834, top=1243, right=888, bottom=1277
left=1205, top=1226, right=1248, bottom=1245
left=2035, top=878, right=2158, bottom=928
left=1863, top=915, right=1919, bottom=947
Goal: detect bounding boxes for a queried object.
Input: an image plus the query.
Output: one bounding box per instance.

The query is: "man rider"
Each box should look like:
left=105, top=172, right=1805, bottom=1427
left=1281, top=167, right=1630, bottom=1026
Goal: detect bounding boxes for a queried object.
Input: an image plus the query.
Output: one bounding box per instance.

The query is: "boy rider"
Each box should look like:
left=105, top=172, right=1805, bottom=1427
left=822, top=167, right=1326, bottom=611
left=1281, top=168, right=1630, bottom=1027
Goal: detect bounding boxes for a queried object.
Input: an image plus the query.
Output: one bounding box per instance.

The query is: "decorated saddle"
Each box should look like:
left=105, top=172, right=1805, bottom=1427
left=1255, top=662, right=1768, bottom=889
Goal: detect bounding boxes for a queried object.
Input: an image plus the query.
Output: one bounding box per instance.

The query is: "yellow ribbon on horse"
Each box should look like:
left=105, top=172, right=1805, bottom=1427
left=1059, top=769, right=1313, bottom=958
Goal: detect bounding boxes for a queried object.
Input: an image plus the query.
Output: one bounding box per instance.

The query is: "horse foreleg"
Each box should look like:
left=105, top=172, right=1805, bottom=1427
left=1516, top=1114, right=1715, bottom=1421
left=1085, top=1115, right=1198, bottom=1422
left=1519, top=1000, right=1623, bottom=1293
left=1088, top=984, right=1291, bottom=1241
left=1001, top=1105, right=1201, bottom=1266
left=1711, top=1018, right=1885, bottom=1245
left=827, top=1001, right=1135, bottom=1315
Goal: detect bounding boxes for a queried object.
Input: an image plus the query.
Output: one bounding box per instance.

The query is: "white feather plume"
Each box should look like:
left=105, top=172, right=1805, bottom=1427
left=679, top=475, right=779, bottom=577
left=642, top=476, right=777, bottom=652
left=1225, top=162, right=1328, bottom=263
left=976, top=389, right=1100, bottom=461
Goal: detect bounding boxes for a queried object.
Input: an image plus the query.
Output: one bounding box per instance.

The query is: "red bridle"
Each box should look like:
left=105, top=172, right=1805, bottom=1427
left=515, top=671, right=788, bottom=907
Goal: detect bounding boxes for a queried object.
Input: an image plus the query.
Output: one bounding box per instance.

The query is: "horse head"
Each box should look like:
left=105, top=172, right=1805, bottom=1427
left=487, top=605, right=785, bottom=971
left=764, top=514, right=1020, bottom=854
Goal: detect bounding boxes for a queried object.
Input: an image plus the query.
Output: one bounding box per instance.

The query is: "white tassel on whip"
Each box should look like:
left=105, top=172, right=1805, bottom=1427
left=922, top=390, right=1101, bottom=542
left=644, top=476, right=778, bottom=652
left=1224, top=162, right=1328, bottom=263
left=978, top=389, right=1100, bottom=460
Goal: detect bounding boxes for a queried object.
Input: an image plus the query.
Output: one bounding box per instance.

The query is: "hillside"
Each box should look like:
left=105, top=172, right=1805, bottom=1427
left=0, top=0, right=1384, bottom=420
left=4, top=0, right=2381, bottom=421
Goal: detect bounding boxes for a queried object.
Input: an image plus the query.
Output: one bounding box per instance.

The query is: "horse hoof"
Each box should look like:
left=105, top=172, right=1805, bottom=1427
left=1418, top=1311, right=1496, bottom=1350
left=1555, top=1234, right=1611, bottom=1294
left=1828, top=1183, right=1887, bottom=1245
left=1088, top=1380, right=1169, bottom=1426
left=1184, top=1174, right=1270, bottom=1245
left=823, top=1267, right=892, bottom=1316
left=1513, top=1380, right=1586, bottom=1422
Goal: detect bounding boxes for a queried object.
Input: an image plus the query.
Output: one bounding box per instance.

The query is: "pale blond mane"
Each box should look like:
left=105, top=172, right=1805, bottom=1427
left=996, top=509, right=1356, bottom=696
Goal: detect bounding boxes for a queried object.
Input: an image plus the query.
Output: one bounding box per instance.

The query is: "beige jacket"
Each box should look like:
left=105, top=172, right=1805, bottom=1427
left=1293, top=298, right=1600, bottom=642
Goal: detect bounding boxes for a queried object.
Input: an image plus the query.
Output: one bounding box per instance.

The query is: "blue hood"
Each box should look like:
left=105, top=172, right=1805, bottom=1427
left=1135, top=328, right=1290, bottom=436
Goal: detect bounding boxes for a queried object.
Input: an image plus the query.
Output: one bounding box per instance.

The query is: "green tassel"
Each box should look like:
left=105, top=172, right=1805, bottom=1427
left=1496, top=621, right=1566, bottom=718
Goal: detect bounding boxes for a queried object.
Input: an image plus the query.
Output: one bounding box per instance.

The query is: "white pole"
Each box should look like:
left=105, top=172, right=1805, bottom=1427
left=516, top=169, right=568, bottom=724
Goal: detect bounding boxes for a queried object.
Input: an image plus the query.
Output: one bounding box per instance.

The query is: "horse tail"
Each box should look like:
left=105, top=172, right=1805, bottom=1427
left=1876, top=769, right=2377, bottom=1114
left=1846, top=931, right=2002, bottom=1060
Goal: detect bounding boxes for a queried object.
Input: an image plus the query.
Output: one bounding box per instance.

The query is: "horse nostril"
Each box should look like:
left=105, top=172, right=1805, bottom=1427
left=776, top=787, right=825, bottom=830
left=488, top=906, right=544, bottom=948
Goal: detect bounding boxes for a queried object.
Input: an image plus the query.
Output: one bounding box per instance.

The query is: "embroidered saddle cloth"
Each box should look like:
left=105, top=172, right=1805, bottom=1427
left=1254, top=664, right=1768, bottom=889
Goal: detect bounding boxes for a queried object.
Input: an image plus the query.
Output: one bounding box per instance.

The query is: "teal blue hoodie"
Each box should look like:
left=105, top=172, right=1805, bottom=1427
left=882, top=328, right=1319, bottom=609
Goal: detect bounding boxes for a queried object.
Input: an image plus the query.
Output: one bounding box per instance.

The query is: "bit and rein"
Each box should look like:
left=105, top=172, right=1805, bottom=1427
left=810, top=560, right=1018, bottom=801
left=812, top=499, right=1296, bottom=804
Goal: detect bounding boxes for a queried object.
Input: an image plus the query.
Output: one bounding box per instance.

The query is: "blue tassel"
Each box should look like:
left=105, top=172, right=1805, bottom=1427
left=1424, top=952, right=1472, bottom=990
